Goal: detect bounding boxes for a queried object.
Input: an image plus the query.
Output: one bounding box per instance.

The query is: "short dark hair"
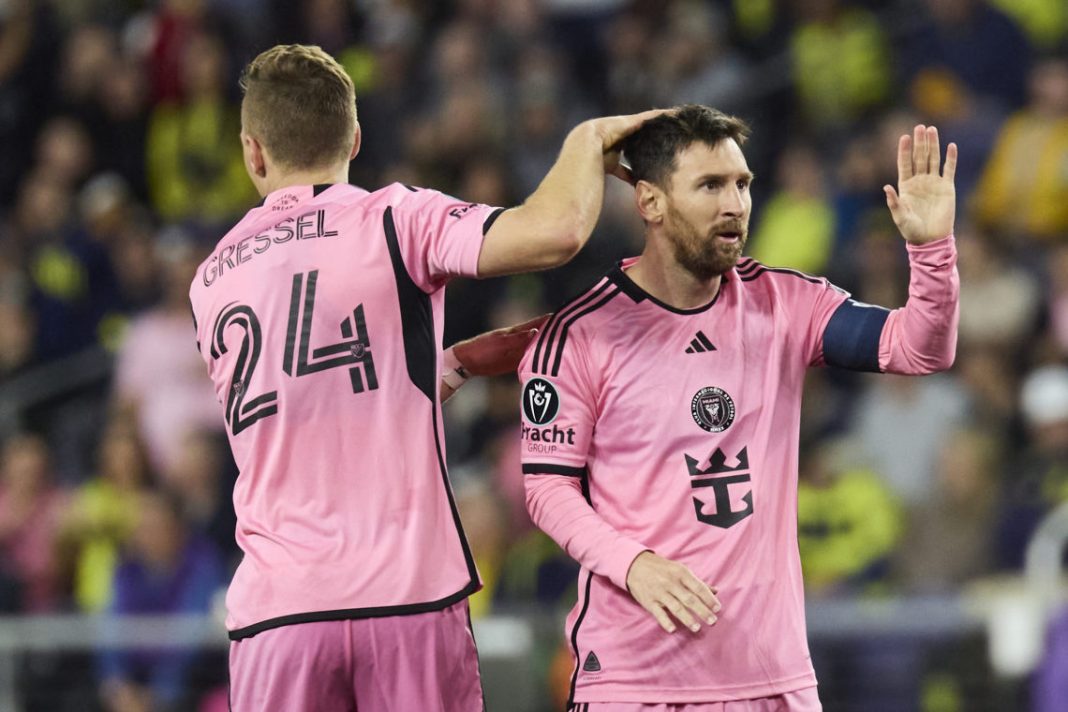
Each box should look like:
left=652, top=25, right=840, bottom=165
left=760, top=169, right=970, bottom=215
left=621, top=105, right=751, bottom=187
left=240, top=44, right=357, bottom=170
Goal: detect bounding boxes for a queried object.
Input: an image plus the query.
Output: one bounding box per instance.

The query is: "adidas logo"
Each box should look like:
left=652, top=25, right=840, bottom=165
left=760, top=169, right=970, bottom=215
left=582, top=651, right=601, bottom=672
left=685, top=331, right=716, bottom=354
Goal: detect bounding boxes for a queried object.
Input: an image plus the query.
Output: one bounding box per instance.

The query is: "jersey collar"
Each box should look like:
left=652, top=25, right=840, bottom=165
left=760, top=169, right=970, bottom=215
left=607, top=257, right=728, bottom=315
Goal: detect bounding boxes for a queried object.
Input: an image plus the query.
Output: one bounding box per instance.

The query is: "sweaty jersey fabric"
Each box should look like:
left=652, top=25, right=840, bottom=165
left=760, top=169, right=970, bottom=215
left=520, top=237, right=958, bottom=704
left=189, top=182, right=500, bottom=639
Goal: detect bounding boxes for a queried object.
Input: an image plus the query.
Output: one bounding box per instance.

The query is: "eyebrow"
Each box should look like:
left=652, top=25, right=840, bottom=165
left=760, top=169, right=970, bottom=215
left=695, top=171, right=755, bottom=184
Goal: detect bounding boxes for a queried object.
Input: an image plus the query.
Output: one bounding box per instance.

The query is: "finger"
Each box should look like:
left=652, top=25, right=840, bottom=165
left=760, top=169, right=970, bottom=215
left=912, top=124, right=927, bottom=175
left=927, top=126, right=940, bottom=175
left=944, top=142, right=958, bottom=182
left=675, top=589, right=717, bottom=625
left=662, top=597, right=701, bottom=633
left=505, top=314, right=551, bottom=334
left=603, top=107, right=670, bottom=148
left=645, top=601, right=677, bottom=634
left=679, top=572, right=720, bottom=614
left=896, top=134, right=913, bottom=181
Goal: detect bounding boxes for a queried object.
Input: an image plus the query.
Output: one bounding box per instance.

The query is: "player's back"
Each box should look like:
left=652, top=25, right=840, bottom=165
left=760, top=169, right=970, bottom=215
left=190, top=182, right=494, bottom=639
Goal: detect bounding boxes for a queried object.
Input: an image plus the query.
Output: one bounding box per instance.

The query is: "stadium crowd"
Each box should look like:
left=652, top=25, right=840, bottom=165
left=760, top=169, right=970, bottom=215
left=0, top=0, right=1066, bottom=709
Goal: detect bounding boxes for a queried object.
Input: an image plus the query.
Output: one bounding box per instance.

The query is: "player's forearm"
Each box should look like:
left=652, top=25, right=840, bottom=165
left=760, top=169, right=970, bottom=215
left=879, top=234, right=959, bottom=374
left=489, top=123, right=608, bottom=270
left=525, top=473, right=649, bottom=590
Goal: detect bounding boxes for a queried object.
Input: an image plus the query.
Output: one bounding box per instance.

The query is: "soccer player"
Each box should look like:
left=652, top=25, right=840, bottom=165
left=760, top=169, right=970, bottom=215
left=188, top=44, right=662, bottom=711
left=520, top=105, right=959, bottom=710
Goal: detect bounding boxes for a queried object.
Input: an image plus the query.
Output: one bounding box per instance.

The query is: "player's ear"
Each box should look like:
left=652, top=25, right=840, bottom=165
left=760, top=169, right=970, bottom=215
left=349, top=122, right=362, bottom=161
left=635, top=180, right=664, bottom=225
left=242, top=131, right=267, bottom=179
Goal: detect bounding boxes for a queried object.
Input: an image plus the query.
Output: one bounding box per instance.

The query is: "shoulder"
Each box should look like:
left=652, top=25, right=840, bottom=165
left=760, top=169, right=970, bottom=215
left=527, top=274, right=623, bottom=376
left=734, top=257, right=826, bottom=287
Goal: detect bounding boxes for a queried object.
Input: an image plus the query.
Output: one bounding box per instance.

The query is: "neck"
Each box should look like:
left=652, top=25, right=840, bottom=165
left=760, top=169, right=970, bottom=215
left=625, top=237, right=724, bottom=310
left=259, top=164, right=350, bottom=197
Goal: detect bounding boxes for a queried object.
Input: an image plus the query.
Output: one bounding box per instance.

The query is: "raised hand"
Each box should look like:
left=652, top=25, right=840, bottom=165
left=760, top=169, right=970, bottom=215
left=884, top=124, right=958, bottom=245
left=625, top=551, right=721, bottom=634
left=586, top=108, right=671, bottom=183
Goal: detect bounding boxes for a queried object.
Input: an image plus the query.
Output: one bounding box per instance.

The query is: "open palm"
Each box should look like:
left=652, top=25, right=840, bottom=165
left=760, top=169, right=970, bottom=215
left=884, top=125, right=958, bottom=245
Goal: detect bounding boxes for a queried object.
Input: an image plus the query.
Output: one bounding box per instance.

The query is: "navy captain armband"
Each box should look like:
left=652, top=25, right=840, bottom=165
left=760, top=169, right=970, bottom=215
left=821, top=299, right=891, bottom=372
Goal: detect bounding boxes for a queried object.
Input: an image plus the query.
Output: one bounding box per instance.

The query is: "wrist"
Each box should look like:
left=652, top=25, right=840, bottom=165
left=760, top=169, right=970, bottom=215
left=441, top=346, right=471, bottom=392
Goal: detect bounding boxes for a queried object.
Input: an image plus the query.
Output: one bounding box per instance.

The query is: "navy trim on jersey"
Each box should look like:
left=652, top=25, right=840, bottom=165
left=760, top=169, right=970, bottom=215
left=481, top=207, right=507, bottom=235
left=312, top=183, right=332, bottom=197
left=227, top=581, right=480, bottom=640
left=567, top=571, right=595, bottom=708
left=738, top=265, right=822, bottom=285
left=607, top=263, right=724, bottom=315
left=531, top=280, right=614, bottom=375
left=522, top=463, right=587, bottom=477
left=822, top=298, right=890, bottom=373
left=383, top=207, right=436, bottom=400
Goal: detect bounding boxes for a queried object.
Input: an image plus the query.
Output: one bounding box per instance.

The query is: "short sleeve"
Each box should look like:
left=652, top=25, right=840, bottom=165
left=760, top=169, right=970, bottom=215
left=518, top=319, right=597, bottom=476
left=387, top=185, right=504, bottom=291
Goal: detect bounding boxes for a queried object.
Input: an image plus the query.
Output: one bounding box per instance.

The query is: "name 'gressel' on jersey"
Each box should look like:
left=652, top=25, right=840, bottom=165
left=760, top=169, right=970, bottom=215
left=202, top=209, right=339, bottom=287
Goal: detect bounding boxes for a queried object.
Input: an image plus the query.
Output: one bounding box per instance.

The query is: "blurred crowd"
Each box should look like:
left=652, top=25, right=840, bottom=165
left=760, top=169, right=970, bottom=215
left=0, top=0, right=1066, bottom=709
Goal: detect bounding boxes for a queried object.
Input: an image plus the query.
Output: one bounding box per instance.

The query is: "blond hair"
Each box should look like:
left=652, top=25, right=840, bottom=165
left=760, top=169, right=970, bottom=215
left=240, top=45, right=357, bottom=170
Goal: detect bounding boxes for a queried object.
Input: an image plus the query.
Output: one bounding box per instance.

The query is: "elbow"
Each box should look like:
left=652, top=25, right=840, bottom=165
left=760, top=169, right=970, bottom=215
left=542, top=226, right=584, bottom=268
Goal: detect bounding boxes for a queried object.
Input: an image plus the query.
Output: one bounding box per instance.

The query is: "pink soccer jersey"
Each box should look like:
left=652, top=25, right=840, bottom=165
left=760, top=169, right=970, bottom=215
left=189, top=182, right=502, bottom=639
left=520, top=238, right=959, bottom=704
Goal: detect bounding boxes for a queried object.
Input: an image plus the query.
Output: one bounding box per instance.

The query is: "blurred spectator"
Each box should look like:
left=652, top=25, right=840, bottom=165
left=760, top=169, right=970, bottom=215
left=57, top=418, right=153, bottom=613
left=748, top=142, right=835, bottom=273
left=0, top=433, right=67, bottom=612
left=852, top=373, right=970, bottom=506
left=908, top=67, right=1006, bottom=200
left=91, top=57, right=152, bottom=202
left=892, top=428, right=1000, bottom=592
left=167, top=430, right=238, bottom=566
left=902, top=0, right=1032, bottom=109
left=113, top=231, right=222, bottom=478
left=797, top=440, right=902, bottom=595
left=97, top=489, right=225, bottom=712
left=972, top=54, right=1068, bottom=244
left=0, top=299, right=36, bottom=380
left=987, top=0, right=1067, bottom=50
left=1034, top=604, right=1068, bottom=712
left=789, top=0, right=891, bottom=132
left=1048, top=243, right=1068, bottom=358
left=652, top=1, right=751, bottom=114
left=997, top=364, right=1068, bottom=568
left=0, top=0, right=60, bottom=208
left=956, top=225, right=1042, bottom=354
left=601, top=9, right=658, bottom=114
left=146, top=31, right=256, bottom=225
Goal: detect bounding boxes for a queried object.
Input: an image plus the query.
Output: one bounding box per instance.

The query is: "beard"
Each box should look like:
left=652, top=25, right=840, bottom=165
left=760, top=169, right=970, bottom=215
left=664, top=204, right=747, bottom=281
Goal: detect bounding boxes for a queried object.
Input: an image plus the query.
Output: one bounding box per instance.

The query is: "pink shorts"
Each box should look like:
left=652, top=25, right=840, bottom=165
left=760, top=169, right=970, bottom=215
left=229, top=599, right=483, bottom=711
left=575, top=687, right=822, bottom=712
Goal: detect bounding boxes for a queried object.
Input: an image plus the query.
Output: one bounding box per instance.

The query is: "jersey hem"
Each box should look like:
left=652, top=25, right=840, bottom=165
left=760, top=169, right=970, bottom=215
left=226, top=578, right=480, bottom=640
left=571, top=672, right=817, bottom=703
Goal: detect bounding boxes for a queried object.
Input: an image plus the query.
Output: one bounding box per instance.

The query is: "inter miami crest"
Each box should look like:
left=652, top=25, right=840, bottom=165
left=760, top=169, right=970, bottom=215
left=691, top=386, right=735, bottom=433
left=522, top=377, right=560, bottom=425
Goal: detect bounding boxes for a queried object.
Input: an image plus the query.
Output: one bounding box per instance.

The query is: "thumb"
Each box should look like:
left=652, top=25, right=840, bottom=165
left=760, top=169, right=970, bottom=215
left=884, top=185, right=904, bottom=225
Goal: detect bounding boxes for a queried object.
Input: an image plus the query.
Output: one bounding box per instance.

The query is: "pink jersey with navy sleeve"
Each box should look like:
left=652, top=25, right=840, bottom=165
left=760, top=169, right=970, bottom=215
left=189, top=182, right=502, bottom=639
left=520, top=237, right=958, bottom=704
